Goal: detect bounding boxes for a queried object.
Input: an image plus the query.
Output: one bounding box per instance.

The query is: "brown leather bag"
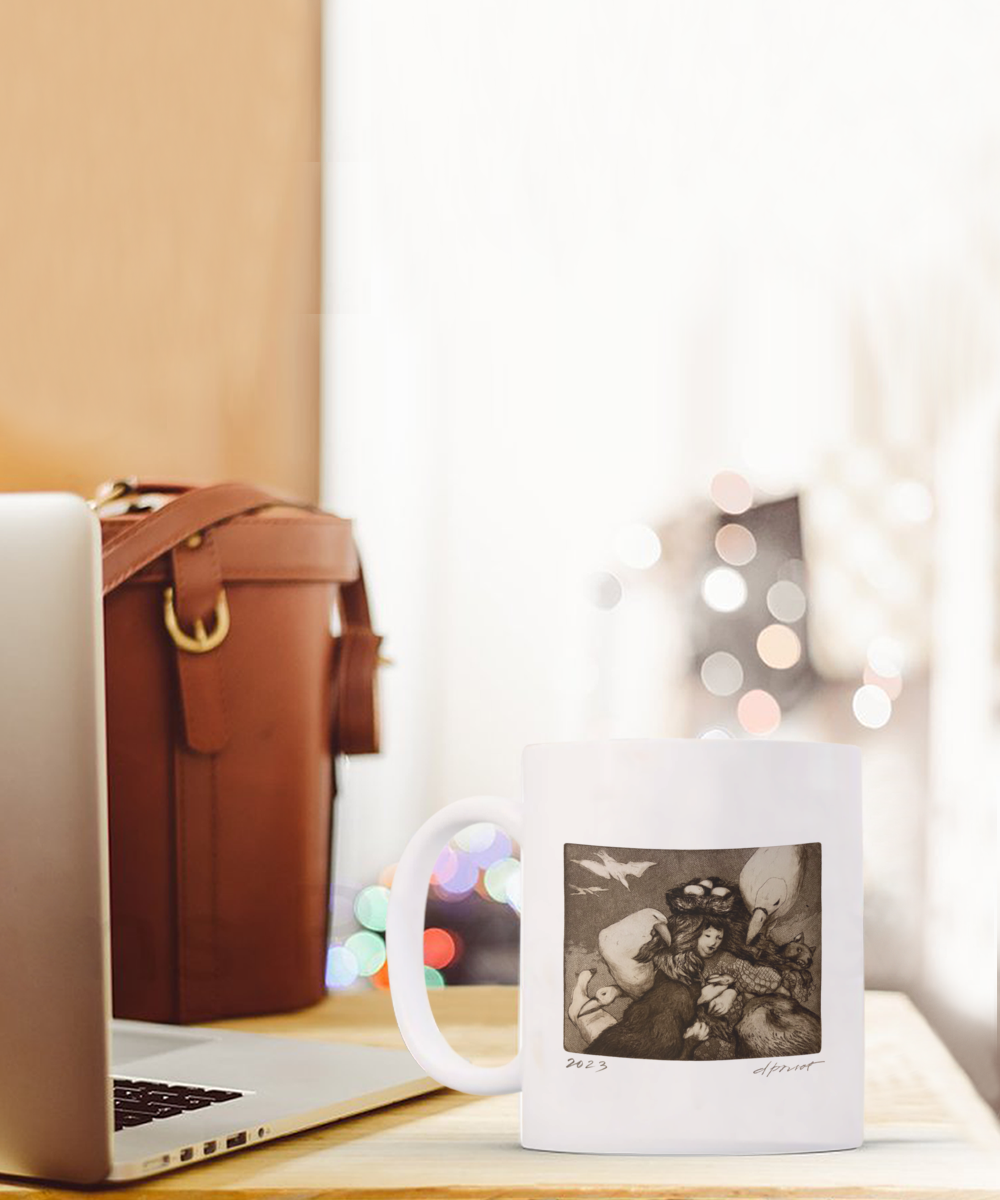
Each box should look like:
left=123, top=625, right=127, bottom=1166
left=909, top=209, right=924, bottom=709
left=96, top=480, right=381, bottom=1023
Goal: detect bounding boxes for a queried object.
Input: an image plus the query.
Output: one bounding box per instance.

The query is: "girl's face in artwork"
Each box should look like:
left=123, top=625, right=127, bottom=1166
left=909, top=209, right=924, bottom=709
left=696, top=924, right=724, bottom=958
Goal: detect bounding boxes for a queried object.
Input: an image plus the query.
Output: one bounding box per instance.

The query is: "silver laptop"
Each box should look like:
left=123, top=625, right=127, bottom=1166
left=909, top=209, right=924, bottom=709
left=0, top=492, right=434, bottom=1184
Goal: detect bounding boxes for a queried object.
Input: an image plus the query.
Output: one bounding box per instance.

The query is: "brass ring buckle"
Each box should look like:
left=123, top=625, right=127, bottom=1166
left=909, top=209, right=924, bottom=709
left=163, top=586, right=230, bottom=654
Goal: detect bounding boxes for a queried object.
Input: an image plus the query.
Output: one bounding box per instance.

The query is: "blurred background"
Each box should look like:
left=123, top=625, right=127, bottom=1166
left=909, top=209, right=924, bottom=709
left=0, top=0, right=996, bottom=1109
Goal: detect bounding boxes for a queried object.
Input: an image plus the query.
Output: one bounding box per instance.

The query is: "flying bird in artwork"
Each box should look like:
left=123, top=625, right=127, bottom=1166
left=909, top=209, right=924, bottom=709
left=569, top=883, right=608, bottom=896
left=571, top=849, right=657, bottom=889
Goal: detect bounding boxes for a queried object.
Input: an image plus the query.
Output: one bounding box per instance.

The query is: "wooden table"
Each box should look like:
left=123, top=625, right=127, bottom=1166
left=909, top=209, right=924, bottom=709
left=5, top=988, right=999, bottom=1198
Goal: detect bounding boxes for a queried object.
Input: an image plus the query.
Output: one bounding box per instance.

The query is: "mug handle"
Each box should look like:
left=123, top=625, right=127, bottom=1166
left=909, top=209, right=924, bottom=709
left=386, top=795, right=523, bottom=1094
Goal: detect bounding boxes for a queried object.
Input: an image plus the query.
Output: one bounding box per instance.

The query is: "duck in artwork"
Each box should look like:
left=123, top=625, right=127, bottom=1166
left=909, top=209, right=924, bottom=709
left=569, top=969, right=622, bottom=1042
left=738, top=845, right=804, bottom=944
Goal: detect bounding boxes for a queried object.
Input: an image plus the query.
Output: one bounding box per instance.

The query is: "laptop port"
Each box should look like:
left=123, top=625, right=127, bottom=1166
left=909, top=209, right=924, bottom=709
left=226, top=1132, right=247, bottom=1149
left=179, top=1148, right=194, bottom=1163
left=203, top=1140, right=217, bottom=1155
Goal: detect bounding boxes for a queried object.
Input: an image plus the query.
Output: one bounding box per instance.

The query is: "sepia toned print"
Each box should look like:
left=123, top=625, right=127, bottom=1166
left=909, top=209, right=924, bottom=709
left=564, top=843, right=821, bottom=1061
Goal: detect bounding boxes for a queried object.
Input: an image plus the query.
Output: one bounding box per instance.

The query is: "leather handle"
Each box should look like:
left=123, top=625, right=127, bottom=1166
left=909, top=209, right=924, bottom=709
left=101, top=483, right=306, bottom=596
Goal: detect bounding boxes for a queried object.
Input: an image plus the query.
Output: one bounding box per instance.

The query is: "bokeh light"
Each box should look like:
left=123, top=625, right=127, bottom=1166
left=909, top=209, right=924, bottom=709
left=423, top=928, right=457, bottom=970
left=504, top=867, right=522, bottom=912
left=715, top=523, right=757, bottom=566
left=326, top=944, right=359, bottom=989
left=454, top=823, right=496, bottom=852
left=378, top=863, right=397, bottom=888
left=699, top=728, right=732, bottom=739
left=329, top=884, right=360, bottom=938
left=700, top=651, right=744, bottom=696
left=345, top=930, right=387, bottom=977
left=701, top=567, right=748, bottom=613
left=354, top=884, right=391, bottom=932
left=766, top=580, right=807, bottom=623
left=866, top=636, right=905, bottom=678
left=756, top=624, right=802, bottom=669
left=889, top=480, right=933, bottom=523
left=586, top=571, right=623, bottom=610
left=371, top=962, right=390, bottom=991
left=614, top=523, right=662, bottom=570
left=469, top=828, right=513, bottom=870
left=431, top=845, right=459, bottom=886
left=737, top=689, right=782, bottom=735
left=709, top=470, right=753, bottom=515
left=863, top=664, right=903, bottom=700
left=437, top=854, right=479, bottom=897
left=484, top=857, right=521, bottom=906
left=853, top=684, right=892, bottom=729
left=424, top=966, right=446, bottom=989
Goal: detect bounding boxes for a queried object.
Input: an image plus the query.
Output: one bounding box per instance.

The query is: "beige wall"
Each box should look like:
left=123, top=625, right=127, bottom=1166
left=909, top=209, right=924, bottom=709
left=0, top=0, right=321, bottom=500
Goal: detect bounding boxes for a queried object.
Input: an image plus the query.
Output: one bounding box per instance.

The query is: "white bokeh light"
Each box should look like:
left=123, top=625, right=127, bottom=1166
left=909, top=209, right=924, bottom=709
left=614, top=523, right=662, bottom=570
left=766, top=580, right=807, bottom=623
left=852, top=684, right=892, bottom=728
left=866, top=636, right=905, bottom=678
left=701, top=567, right=748, bottom=613
left=700, top=651, right=744, bottom=696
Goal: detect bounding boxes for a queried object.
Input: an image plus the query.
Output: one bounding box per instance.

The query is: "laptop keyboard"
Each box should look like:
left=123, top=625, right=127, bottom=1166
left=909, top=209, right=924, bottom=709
left=113, top=1077, right=244, bottom=1132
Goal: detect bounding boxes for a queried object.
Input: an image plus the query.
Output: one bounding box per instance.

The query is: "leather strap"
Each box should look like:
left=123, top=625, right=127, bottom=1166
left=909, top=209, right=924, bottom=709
left=170, top=531, right=230, bottom=754
left=102, top=482, right=300, bottom=596
left=331, top=569, right=382, bottom=756
left=97, top=481, right=382, bottom=758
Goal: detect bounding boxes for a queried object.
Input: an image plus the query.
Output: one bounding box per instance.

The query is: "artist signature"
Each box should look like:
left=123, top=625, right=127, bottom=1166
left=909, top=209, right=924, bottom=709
left=753, top=1059, right=825, bottom=1077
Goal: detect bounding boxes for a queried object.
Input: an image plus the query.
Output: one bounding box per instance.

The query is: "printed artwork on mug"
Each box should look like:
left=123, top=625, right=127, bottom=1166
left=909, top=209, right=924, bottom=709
left=564, top=842, right=821, bottom=1061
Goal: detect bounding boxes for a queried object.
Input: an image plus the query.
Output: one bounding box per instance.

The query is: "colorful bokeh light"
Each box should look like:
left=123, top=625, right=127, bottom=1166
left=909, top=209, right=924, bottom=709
left=709, top=470, right=753, bottom=515
left=326, top=944, right=359, bottom=989
left=437, top=854, right=479, bottom=897
left=423, top=927, right=457, bottom=969
left=484, top=857, right=521, bottom=906
left=504, top=867, right=522, bottom=912
left=756, top=624, right=802, bottom=669
left=345, top=930, right=387, bottom=977
left=737, top=689, right=782, bottom=736
left=431, top=845, right=459, bottom=886
left=468, top=828, right=513, bottom=870
left=424, top=966, right=446, bottom=989
left=454, top=823, right=496, bottom=853
left=354, top=884, right=391, bottom=932
left=715, top=523, right=757, bottom=566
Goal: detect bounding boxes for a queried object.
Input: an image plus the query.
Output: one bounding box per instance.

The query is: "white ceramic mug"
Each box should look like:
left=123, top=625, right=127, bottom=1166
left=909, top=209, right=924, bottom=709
left=386, top=739, right=863, bottom=1155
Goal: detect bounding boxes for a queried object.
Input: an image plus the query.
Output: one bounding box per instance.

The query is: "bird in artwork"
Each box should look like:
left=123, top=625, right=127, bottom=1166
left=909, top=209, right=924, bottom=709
left=571, top=849, right=657, bottom=889
left=597, top=907, right=668, bottom=997
left=568, top=969, right=622, bottom=1043
left=738, top=845, right=805, bottom=945
left=569, top=883, right=608, bottom=896
left=734, top=993, right=821, bottom=1059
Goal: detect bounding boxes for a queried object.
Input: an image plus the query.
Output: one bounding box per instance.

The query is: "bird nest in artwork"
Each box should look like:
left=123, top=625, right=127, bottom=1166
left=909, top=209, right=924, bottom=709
left=664, top=877, right=738, bottom=916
